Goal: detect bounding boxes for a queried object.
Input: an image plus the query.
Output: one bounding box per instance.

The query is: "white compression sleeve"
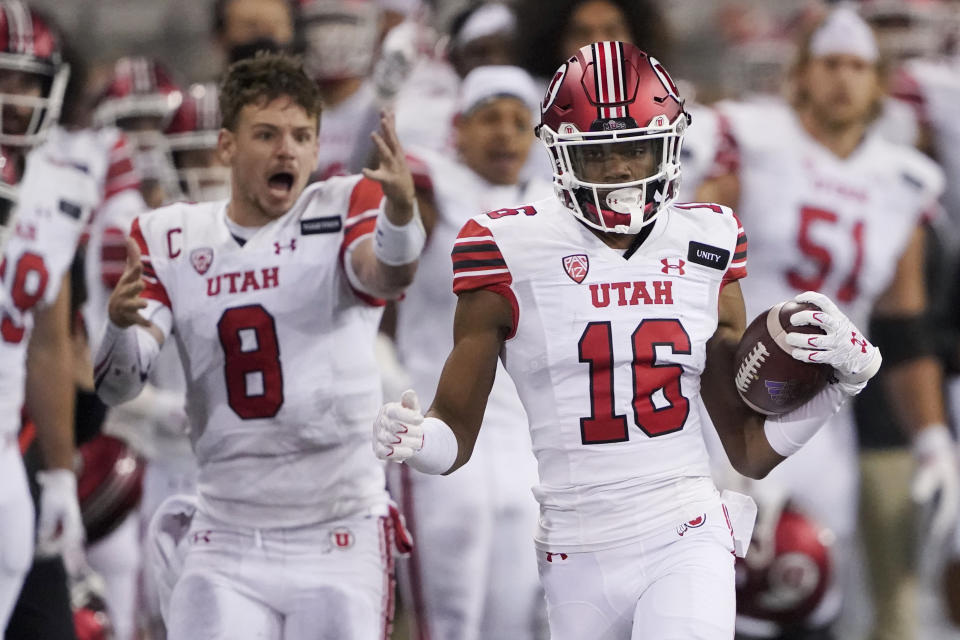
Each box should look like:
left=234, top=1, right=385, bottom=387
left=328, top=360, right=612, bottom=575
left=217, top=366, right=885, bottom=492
left=763, top=384, right=848, bottom=457
left=405, top=417, right=458, bottom=475
left=94, top=301, right=171, bottom=406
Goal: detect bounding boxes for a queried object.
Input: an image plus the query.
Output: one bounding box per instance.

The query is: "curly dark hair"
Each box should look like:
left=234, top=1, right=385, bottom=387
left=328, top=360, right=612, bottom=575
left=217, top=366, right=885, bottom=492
left=514, top=0, right=671, bottom=80
left=219, top=52, right=322, bottom=131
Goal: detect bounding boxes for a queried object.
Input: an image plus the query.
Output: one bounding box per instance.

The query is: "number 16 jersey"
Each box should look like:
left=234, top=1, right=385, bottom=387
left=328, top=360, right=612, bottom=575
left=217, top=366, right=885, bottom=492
left=129, top=176, right=389, bottom=529
left=452, top=197, right=747, bottom=552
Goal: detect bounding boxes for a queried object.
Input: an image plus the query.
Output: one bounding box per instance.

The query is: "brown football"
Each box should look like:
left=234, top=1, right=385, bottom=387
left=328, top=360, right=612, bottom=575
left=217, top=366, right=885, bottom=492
left=734, top=301, right=832, bottom=415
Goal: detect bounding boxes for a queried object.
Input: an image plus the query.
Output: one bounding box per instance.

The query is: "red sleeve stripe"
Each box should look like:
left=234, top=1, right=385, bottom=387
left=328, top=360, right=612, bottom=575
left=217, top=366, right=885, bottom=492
left=342, top=216, right=377, bottom=253
left=346, top=177, right=385, bottom=221
left=707, top=111, right=740, bottom=178
left=128, top=217, right=172, bottom=309
left=105, top=171, right=140, bottom=200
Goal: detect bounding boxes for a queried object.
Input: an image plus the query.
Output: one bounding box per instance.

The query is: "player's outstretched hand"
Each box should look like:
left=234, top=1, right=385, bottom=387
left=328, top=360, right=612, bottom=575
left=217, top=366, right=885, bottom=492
left=362, top=111, right=416, bottom=223
left=373, top=389, right=425, bottom=463
left=783, top=291, right=882, bottom=395
left=107, top=237, right=154, bottom=329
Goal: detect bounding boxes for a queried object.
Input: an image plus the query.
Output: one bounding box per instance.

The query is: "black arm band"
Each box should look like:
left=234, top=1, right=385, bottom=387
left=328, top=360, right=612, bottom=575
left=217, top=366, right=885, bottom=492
left=869, top=315, right=935, bottom=367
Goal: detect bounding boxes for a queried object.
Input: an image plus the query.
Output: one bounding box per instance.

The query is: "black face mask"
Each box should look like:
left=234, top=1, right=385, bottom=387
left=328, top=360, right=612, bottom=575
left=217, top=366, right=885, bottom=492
left=228, top=37, right=286, bottom=64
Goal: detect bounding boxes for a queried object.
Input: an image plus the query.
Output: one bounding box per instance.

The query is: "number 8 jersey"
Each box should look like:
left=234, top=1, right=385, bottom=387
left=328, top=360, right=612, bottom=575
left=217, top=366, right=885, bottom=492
left=127, top=176, right=389, bottom=529
left=452, top=197, right=747, bottom=552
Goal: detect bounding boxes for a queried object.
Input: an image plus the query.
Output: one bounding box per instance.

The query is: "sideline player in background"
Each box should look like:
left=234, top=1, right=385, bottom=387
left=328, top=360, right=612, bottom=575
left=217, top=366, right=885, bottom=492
left=390, top=65, right=551, bottom=640
left=697, top=8, right=950, bottom=639
left=375, top=42, right=881, bottom=640
left=96, top=53, right=423, bottom=640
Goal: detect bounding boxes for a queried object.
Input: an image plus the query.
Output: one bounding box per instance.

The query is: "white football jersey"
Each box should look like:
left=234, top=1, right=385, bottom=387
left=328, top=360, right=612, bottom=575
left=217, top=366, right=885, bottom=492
left=452, top=197, right=747, bottom=551
left=714, top=98, right=943, bottom=327
left=891, top=57, right=960, bottom=226
left=129, top=176, right=389, bottom=528
left=676, top=102, right=721, bottom=201
left=0, top=148, right=98, bottom=437
left=314, top=82, right=378, bottom=181
left=397, top=146, right=552, bottom=438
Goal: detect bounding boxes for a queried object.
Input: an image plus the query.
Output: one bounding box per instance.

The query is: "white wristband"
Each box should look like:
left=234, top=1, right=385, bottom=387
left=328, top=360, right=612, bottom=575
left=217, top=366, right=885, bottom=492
left=406, top=416, right=458, bottom=475
left=374, top=202, right=426, bottom=266
left=763, top=384, right=847, bottom=457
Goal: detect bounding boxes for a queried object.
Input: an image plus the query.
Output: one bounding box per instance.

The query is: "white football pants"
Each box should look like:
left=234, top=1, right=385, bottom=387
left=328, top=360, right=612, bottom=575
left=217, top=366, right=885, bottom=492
left=538, top=502, right=736, bottom=640
left=0, top=443, right=33, bottom=632
left=165, top=504, right=397, bottom=640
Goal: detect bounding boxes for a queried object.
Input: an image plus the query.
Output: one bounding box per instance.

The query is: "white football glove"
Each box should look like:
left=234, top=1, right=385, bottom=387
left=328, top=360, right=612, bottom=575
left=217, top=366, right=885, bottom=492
left=783, top=291, right=882, bottom=395
left=373, top=389, right=425, bottom=462
left=35, top=469, right=84, bottom=557
left=911, top=424, right=960, bottom=546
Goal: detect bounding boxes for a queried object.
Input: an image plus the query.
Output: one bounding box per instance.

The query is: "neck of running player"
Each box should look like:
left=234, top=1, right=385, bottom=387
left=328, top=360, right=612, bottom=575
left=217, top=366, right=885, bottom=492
left=798, top=108, right=868, bottom=160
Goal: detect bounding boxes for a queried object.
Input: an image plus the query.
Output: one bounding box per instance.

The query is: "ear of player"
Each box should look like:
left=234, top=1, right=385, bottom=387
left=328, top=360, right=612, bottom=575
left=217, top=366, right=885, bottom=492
left=373, top=389, right=425, bottom=461
left=783, top=291, right=882, bottom=396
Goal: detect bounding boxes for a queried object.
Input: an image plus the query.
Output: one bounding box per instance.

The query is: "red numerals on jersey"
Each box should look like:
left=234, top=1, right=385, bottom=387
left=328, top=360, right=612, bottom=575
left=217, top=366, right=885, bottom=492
left=631, top=320, right=690, bottom=437
left=578, top=319, right=690, bottom=445
left=579, top=322, right=629, bottom=443
left=787, top=206, right=864, bottom=304
left=486, top=205, right=537, bottom=220
left=217, top=305, right=284, bottom=420
left=1, top=252, right=50, bottom=344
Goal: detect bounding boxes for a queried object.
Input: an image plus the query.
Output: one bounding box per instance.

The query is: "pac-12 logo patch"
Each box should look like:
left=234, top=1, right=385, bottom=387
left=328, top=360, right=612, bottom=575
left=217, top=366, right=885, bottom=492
left=190, top=247, right=214, bottom=275
left=563, top=254, right=589, bottom=283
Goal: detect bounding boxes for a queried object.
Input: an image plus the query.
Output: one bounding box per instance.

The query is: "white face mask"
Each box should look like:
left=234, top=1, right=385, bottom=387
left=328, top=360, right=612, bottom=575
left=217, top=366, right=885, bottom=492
left=302, top=1, right=380, bottom=81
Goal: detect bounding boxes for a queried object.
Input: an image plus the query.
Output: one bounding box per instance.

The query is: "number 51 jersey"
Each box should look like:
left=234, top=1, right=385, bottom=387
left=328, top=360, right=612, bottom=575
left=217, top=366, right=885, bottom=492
left=452, top=197, right=748, bottom=552
left=129, top=176, right=389, bottom=529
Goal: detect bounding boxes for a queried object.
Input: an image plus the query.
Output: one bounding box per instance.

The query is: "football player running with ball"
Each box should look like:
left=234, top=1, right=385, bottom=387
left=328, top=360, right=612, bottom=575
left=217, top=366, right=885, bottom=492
left=96, top=54, right=422, bottom=640
left=373, top=42, right=880, bottom=640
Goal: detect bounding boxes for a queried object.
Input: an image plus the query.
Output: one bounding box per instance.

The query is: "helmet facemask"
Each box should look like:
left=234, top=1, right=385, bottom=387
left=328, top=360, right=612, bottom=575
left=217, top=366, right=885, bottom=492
left=0, top=55, right=68, bottom=147
left=540, top=113, right=686, bottom=235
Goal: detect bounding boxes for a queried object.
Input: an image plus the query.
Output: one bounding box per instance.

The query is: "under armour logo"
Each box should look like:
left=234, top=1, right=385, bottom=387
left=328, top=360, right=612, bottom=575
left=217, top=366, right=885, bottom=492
left=661, top=258, right=685, bottom=275
left=191, top=530, right=212, bottom=544
left=851, top=332, right=868, bottom=354
left=545, top=552, right=568, bottom=563
left=274, top=239, right=297, bottom=254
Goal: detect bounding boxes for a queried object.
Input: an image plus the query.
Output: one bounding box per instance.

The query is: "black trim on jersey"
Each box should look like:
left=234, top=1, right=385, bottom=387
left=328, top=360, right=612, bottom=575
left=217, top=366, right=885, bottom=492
left=230, top=234, right=247, bottom=247
left=733, top=250, right=747, bottom=261
left=300, top=216, right=342, bottom=235
left=58, top=200, right=82, bottom=220
left=451, top=243, right=499, bottom=255
left=687, top=241, right=730, bottom=270
left=622, top=221, right=655, bottom=260
left=452, top=258, right=506, bottom=269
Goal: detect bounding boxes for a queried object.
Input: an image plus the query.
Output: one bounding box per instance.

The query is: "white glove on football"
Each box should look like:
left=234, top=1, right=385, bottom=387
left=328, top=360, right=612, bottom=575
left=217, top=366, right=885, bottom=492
left=35, top=469, right=84, bottom=557
left=373, top=389, right=425, bottom=462
left=912, top=424, right=960, bottom=546
left=783, top=291, right=882, bottom=395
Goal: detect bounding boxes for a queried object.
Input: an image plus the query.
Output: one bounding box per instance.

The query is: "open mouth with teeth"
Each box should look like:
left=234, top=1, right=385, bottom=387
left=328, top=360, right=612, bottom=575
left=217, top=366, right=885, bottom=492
left=267, top=171, right=295, bottom=195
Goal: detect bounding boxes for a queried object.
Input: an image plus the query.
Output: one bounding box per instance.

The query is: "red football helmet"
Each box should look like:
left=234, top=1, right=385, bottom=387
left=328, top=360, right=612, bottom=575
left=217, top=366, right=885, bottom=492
left=93, top=56, right=183, bottom=139
left=165, top=82, right=230, bottom=202
left=538, top=41, right=689, bottom=235
left=75, top=434, right=145, bottom=544
left=0, top=0, right=69, bottom=147
left=735, top=501, right=834, bottom=625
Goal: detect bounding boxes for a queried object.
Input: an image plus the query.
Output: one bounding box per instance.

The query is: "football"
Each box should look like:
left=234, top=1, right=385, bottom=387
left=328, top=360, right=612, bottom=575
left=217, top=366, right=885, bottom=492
left=734, top=301, right=832, bottom=415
